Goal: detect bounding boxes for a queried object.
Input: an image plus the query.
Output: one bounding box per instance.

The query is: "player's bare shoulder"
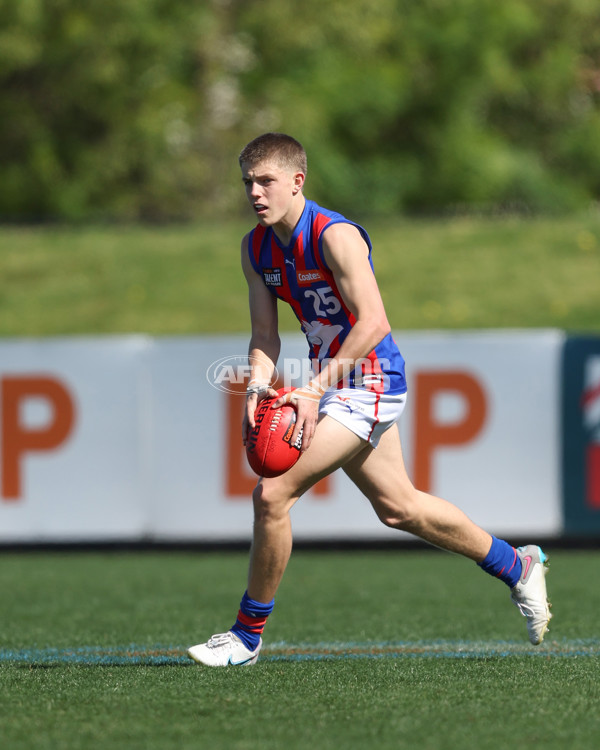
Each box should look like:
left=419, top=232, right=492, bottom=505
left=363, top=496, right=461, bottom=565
left=241, top=231, right=252, bottom=257
left=322, top=221, right=364, bottom=245
left=321, top=222, right=370, bottom=273
left=241, top=231, right=257, bottom=279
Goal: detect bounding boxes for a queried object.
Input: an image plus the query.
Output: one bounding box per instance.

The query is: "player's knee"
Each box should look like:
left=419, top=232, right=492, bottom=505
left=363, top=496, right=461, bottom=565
left=376, top=492, right=420, bottom=531
left=251, top=479, right=290, bottom=522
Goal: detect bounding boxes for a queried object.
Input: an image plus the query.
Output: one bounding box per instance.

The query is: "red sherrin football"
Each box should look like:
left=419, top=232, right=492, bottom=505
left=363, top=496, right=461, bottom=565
left=246, top=388, right=302, bottom=478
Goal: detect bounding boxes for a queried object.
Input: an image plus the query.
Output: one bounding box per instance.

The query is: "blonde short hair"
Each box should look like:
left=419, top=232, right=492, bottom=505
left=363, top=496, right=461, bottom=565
left=239, top=133, right=307, bottom=175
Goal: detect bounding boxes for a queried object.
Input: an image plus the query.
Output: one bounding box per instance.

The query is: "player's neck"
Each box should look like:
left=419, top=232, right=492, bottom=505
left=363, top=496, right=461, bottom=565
left=272, top=195, right=305, bottom=246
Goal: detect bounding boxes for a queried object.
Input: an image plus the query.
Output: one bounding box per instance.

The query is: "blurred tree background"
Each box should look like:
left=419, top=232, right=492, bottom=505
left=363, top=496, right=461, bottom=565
left=2, top=0, right=600, bottom=222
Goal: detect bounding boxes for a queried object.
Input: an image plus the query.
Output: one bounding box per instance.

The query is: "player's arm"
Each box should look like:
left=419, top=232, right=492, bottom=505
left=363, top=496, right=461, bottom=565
left=274, top=223, right=391, bottom=450
left=316, top=222, right=392, bottom=387
left=241, top=234, right=280, bottom=443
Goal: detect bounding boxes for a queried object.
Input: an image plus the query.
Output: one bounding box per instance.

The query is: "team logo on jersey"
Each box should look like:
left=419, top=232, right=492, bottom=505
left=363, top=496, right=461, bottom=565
left=262, top=267, right=282, bottom=287
left=297, top=269, right=325, bottom=286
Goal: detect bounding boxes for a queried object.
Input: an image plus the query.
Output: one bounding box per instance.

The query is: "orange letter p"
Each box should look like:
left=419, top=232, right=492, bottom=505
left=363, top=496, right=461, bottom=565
left=413, top=371, right=487, bottom=492
left=2, top=376, right=76, bottom=500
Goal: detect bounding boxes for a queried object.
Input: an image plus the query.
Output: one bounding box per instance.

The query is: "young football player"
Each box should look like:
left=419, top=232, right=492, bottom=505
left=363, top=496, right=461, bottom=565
left=188, top=133, right=551, bottom=666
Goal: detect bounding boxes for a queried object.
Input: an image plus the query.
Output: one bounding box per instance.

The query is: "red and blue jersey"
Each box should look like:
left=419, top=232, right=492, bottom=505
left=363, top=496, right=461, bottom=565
left=248, top=199, right=407, bottom=395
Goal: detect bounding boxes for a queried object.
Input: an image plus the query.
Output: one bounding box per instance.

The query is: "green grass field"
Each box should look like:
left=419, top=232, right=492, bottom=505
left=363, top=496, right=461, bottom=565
left=1, top=213, right=600, bottom=336
left=2, top=215, right=599, bottom=748
left=1, top=549, right=599, bottom=749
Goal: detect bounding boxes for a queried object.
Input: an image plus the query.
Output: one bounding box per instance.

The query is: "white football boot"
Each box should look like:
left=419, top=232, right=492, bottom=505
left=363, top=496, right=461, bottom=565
left=187, top=632, right=262, bottom=667
left=510, top=545, right=552, bottom=645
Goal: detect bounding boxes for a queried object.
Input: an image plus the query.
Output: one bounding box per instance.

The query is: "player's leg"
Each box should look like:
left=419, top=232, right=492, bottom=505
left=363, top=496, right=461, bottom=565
left=343, top=425, right=551, bottom=644
left=247, top=413, right=366, bottom=603
left=187, top=415, right=366, bottom=666
left=343, top=425, right=492, bottom=560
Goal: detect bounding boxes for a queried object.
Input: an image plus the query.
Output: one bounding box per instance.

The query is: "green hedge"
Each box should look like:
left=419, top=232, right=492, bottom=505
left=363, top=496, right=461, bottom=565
left=2, top=0, right=600, bottom=220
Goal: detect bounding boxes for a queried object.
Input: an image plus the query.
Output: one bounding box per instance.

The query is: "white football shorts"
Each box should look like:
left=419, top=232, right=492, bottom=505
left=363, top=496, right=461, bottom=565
left=318, top=387, right=407, bottom=447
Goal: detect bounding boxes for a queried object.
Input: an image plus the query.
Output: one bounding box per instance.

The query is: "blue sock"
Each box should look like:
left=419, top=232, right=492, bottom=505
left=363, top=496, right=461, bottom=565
left=230, top=591, right=274, bottom=650
left=478, top=536, right=522, bottom=588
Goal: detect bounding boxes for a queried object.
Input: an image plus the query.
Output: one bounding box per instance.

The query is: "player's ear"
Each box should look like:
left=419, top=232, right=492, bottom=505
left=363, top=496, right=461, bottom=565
left=292, top=172, right=305, bottom=195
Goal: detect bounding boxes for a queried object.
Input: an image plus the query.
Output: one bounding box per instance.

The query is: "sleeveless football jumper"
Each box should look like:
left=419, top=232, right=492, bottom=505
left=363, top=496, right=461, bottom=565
left=247, top=199, right=407, bottom=396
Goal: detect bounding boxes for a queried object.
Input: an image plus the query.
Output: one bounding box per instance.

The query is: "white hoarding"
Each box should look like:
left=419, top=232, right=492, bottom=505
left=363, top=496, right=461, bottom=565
left=0, top=331, right=564, bottom=543
left=0, top=337, right=151, bottom=541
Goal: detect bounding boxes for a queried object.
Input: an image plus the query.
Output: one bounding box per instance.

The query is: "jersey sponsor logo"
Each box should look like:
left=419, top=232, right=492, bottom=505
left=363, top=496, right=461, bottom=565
left=263, top=267, right=282, bottom=287
left=297, top=269, right=325, bottom=286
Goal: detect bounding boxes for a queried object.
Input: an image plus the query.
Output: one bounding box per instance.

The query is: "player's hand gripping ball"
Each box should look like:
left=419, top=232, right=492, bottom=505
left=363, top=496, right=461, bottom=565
left=246, top=388, right=302, bottom=478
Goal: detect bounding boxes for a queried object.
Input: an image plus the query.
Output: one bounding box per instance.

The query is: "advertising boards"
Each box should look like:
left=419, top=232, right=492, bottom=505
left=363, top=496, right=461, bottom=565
left=0, top=331, right=568, bottom=543
left=562, top=336, right=600, bottom=535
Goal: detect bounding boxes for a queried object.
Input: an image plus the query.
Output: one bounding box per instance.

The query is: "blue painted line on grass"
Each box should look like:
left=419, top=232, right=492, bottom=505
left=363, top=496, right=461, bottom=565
left=264, top=639, right=600, bottom=661
left=1, top=639, right=599, bottom=666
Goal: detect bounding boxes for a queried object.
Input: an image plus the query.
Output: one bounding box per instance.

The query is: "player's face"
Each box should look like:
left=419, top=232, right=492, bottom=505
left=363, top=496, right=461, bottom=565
left=241, top=160, right=303, bottom=228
